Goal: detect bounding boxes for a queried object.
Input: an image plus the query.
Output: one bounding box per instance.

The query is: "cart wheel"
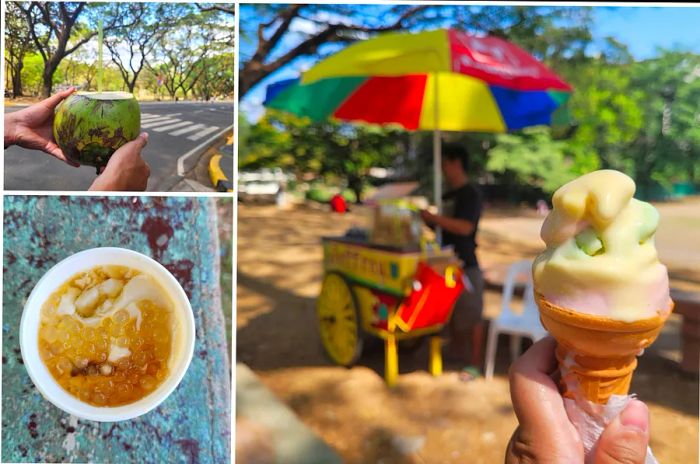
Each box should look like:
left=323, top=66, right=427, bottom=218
left=317, top=272, right=362, bottom=366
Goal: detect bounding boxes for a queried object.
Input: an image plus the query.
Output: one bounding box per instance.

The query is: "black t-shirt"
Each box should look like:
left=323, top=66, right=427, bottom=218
left=442, top=183, right=482, bottom=268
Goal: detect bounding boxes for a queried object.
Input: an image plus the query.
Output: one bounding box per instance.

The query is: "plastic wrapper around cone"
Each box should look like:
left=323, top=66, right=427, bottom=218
left=535, top=292, right=673, bottom=404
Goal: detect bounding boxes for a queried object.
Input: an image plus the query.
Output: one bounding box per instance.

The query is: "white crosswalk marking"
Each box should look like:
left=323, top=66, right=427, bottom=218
left=142, top=113, right=180, bottom=119
left=138, top=112, right=223, bottom=140
left=169, top=124, right=206, bottom=136
left=142, top=118, right=182, bottom=129
left=153, top=121, right=192, bottom=132
left=187, top=126, right=220, bottom=141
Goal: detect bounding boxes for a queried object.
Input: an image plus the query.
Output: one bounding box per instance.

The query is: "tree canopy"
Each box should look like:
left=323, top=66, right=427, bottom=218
left=239, top=5, right=700, bottom=202
left=4, top=2, right=234, bottom=99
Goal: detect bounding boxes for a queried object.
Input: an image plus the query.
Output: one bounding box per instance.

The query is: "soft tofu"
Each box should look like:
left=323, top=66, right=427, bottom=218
left=73, top=273, right=94, bottom=289
left=125, top=302, right=144, bottom=330
left=56, top=287, right=81, bottom=316
left=99, top=278, right=124, bottom=298
left=75, top=286, right=100, bottom=317
left=107, top=343, right=131, bottom=363
left=113, top=275, right=169, bottom=311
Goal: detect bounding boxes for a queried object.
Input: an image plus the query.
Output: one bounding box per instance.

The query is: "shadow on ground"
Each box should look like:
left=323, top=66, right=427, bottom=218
left=237, top=202, right=699, bottom=464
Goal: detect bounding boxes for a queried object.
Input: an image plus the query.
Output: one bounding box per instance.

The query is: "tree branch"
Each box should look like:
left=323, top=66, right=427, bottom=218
left=253, top=5, right=301, bottom=65
left=195, top=3, right=235, bottom=16
left=19, top=3, right=49, bottom=62
left=242, top=5, right=427, bottom=95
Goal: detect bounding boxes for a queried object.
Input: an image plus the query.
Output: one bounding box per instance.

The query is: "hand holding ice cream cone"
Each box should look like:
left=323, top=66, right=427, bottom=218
left=529, top=169, right=671, bottom=462
left=533, top=169, right=673, bottom=404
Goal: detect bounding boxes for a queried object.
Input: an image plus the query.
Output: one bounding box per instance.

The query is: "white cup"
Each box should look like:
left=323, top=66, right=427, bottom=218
left=20, top=247, right=195, bottom=422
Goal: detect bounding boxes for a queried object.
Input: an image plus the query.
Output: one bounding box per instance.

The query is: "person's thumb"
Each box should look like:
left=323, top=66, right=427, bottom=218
left=594, top=399, right=649, bottom=464
left=123, top=132, right=149, bottom=153
left=109, top=132, right=149, bottom=162
left=41, top=87, right=76, bottom=110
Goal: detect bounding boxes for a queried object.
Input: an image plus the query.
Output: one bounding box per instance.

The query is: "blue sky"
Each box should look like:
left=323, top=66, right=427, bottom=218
left=594, top=7, right=700, bottom=59
left=240, top=5, right=700, bottom=120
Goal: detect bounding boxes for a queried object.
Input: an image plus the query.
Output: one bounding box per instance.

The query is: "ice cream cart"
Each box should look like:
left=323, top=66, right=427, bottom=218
left=317, top=204, right=465, bottom=386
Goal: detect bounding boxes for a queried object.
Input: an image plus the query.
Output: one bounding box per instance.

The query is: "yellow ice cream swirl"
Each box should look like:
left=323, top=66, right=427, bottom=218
left=533, top=170, right=670, bottom=321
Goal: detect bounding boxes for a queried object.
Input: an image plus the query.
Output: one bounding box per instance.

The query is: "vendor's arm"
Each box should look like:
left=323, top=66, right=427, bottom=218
left=421, top=184, right=482, bottom=237
left=420, top=210, right=475, bottom=236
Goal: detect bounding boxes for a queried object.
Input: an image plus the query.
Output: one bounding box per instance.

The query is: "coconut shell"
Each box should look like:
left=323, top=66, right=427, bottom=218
left=53, top=92, right=140, bottom=169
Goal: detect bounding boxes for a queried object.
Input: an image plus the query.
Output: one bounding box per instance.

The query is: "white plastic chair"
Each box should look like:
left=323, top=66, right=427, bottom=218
left=484, top=260, right=548, bottom=380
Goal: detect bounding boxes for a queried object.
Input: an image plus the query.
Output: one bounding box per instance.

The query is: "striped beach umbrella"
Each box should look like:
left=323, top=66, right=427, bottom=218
left=265, top=28, right=573, bottom=225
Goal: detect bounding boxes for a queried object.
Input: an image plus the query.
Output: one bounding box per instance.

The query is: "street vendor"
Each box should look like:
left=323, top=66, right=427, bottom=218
left=420, top=143, right=484, bottom=373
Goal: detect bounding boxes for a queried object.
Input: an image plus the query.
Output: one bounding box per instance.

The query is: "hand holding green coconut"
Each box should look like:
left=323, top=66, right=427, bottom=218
left=88, top=133, right=150, bottom=191
left=52, top=91, right=141, bottom=169
left=4, top=88, right=150, bottom=191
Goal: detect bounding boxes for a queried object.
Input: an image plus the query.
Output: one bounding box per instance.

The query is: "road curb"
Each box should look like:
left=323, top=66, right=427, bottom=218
left=177, top=125, right=233, bottom=176
left=209, top=154, right=233, bottom=192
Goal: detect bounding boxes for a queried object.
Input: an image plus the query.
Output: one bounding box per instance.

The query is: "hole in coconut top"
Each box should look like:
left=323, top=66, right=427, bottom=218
left=77, top=91, right=135, bottom=100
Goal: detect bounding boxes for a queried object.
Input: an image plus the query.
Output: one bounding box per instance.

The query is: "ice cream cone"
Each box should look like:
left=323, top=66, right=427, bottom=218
left=536, top=292, right=673, bottom=404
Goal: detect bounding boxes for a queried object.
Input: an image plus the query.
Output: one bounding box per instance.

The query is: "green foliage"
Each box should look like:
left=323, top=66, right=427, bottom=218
left=146, top=5, right=234, bottom=99
left=6, top=2, right=233, bottom=99
left=240, top=110, right=403, bottom=203
left=629, top=52, right=700, bottom=192
left=240, top=7, right=699, bottom=200
left=305, top=185, right=356, bottom=203
left=243, top=49, right=700, bottom=201
left=20, top=53, right=45, bottom=95
left=487, top=127, right=577, bottom=193
left=566, top=61, right=644, bottom=174
left=305, top=187, right=330, bottom=203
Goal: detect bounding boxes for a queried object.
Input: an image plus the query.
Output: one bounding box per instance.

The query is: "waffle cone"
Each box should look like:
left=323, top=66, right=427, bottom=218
left=536, top=293, right=673, bottom=404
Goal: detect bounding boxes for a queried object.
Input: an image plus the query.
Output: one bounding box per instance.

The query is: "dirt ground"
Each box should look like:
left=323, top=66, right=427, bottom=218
left=237, top=199, right=699, bottom=464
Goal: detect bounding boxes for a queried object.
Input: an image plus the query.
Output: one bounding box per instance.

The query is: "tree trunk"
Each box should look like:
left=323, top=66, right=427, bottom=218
left=42, top=65, right=55, bottom=97
left=12, top=59, right=24, bottom=98
left=348, top=176, right=363, bottom=204
left=689, top=160, right=696, bottom=185
left=239, top=70, right=261, bottom=98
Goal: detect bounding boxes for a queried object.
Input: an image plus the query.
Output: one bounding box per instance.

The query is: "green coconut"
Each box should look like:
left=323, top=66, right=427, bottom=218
left=53, top=91, right=140, bottom=169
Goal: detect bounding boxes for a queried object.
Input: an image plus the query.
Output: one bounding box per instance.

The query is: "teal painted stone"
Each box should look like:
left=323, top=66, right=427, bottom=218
left=2, top=196, right=231, bottom=463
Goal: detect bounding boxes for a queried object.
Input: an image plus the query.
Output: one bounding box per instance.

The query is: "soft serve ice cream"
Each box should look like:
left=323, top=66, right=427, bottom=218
left=532, top=170, right=672, bottom=463
left=533, top=170, right=671, bottom=321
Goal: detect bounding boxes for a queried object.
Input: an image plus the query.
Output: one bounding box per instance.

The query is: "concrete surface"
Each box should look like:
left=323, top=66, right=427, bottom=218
left=2, top=196, right=231, bottom=463
left=236, top=363, right=342, bottom=464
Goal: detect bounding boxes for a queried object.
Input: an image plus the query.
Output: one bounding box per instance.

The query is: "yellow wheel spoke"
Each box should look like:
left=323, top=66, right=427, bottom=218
left=317, top=274, right=359, bottom=366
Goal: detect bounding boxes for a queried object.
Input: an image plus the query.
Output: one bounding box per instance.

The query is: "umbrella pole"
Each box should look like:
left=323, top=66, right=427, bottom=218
left=433, top=129, right=442, bottom=245
left=433, top=72, right=442, bottom=245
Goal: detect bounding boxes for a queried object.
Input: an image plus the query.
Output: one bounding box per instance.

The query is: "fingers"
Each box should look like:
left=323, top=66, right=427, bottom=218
left=509, top=337, right=568, bottom=432
left=43, top=141, right=80, bottom=167
left=89, top=132, right=150, bottom=191
left=132, top=131, right=149, bottom=150
left=108, top=132, right=149, bottom=161
left=507, top=337, right=584, bottom=462
left=594, top=400, right=649, bottom=464
left=41, top=87, right=76, bottom=111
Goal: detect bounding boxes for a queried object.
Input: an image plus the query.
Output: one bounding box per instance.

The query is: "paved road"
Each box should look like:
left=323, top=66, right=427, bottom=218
left=4, top=101, right=234, bottom=192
